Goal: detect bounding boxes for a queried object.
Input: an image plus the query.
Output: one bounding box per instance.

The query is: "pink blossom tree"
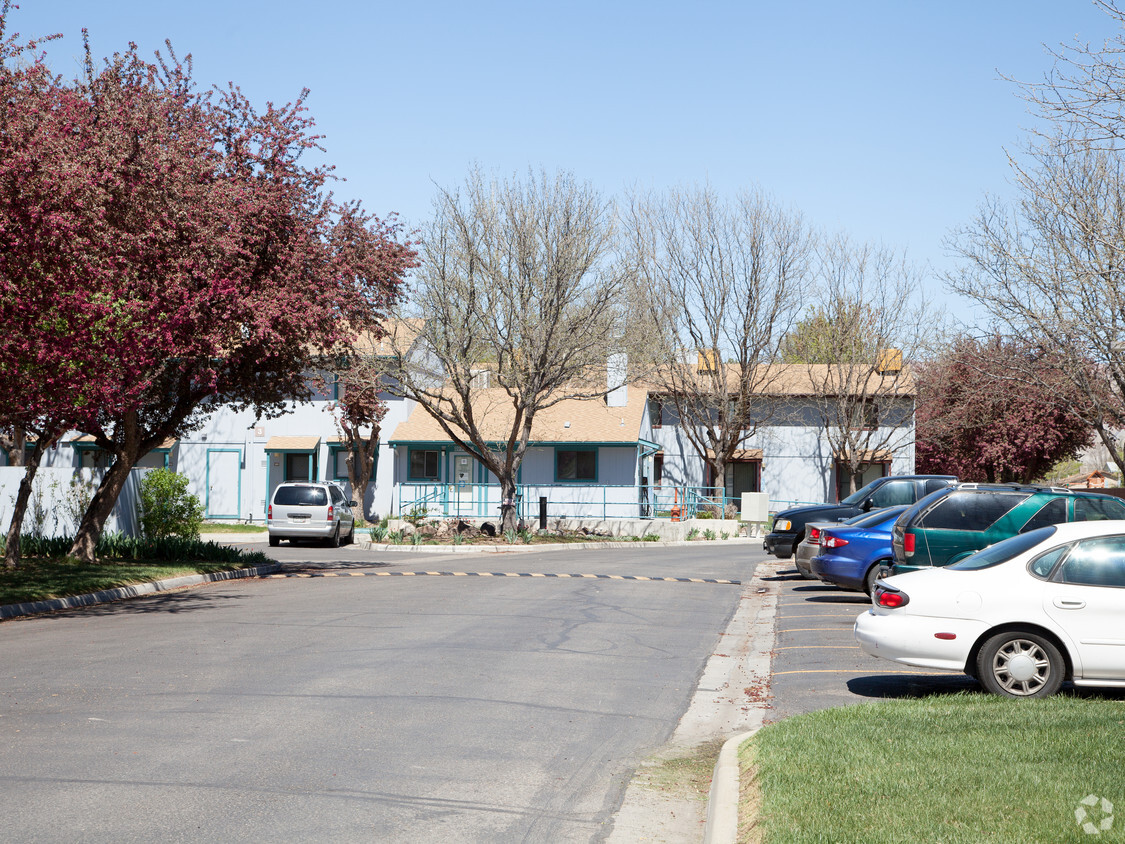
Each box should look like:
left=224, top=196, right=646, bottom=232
left=915, top=336, right=1095, bottom=483
left=0, top=10, right=416, bottom=564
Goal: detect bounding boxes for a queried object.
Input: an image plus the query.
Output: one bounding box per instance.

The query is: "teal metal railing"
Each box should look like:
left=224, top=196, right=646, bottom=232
left=396, top=483, right=749, bottom=521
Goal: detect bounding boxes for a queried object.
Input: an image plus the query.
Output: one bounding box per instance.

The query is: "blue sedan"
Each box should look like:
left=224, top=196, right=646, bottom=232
left=810, top=506, right=910, bottom=595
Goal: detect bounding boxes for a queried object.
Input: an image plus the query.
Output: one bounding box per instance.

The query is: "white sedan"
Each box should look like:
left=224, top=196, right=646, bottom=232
left=854, top=520, right=1125, bottom=697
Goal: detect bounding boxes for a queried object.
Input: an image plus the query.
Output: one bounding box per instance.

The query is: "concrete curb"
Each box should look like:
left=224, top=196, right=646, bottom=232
left=703, top=728, right=760, bottom=844
left=0, top=563, right=283, bottom=620
left=696, top=558, right=782, bottom=844
left=353, top=537, right=759, bottom=553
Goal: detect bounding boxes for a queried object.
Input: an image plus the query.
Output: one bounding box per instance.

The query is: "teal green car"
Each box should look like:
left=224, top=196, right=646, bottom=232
left=890, top=484, right=1125, bottom=574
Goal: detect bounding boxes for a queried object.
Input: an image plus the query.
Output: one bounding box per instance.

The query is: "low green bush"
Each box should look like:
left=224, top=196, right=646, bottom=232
left=138, top=468, right=204, bottom=540
left=2, top=532, right=270, bottom=566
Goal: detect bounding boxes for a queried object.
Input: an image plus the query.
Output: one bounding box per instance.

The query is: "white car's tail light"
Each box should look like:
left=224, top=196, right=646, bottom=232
left=809, top=527, right=822, bottom=544
left=327, top=505, right=334, bottom=523
left=875, top=585, right=909, bottom=608
left=267, top=504, right=272, bottom=521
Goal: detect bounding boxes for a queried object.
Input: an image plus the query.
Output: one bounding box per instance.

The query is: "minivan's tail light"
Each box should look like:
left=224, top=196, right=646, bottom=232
left=327, top=504, right=334, bottom=523
left=267, top=504, right=273, bottom=522
left=824, top=535, right=849, bottom=549
left=903, top=531, right=915, bottom=557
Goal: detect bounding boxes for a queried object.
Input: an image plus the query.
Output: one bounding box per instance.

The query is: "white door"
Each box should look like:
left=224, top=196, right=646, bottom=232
left=207, top=450, right=241, bottom=519
left=1044, top=535, right=1125, bottom=679
left=454, top=455, right=473, bottom=513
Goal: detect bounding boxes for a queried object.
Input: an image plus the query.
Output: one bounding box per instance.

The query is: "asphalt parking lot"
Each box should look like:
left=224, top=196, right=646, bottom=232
left=763, top=561, right=976, bottom=722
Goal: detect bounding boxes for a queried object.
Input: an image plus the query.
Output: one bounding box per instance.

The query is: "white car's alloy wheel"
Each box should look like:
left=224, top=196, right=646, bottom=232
left=979, top=633, right=1064, bottom=697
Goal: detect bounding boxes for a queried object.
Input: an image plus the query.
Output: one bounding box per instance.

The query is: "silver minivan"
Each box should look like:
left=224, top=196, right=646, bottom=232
left=268, top=482, right=356, bottom=547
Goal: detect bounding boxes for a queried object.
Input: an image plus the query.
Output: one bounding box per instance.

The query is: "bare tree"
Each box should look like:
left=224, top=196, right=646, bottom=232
left=321, top=320, right=424, bottom=522
left=1017, top=1, right=1125, bottom=151
left=625, top=185, right=814, bottom=496
left=790, top=237, right=941, bottom=495
left=949, top=5, right=1125, bottom=476
left=948, top=137, right=1125, bottom=475
left=389, top=168, right=628, bottom=532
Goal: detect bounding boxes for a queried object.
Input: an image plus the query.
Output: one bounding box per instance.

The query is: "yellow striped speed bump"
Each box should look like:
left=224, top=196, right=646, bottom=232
left=265, top=571, right=740, bottom=584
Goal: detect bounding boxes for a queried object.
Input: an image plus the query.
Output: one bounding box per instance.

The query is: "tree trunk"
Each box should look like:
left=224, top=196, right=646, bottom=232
left=68, top=453, right=137, bottom=563
left=499, top=476, right=519, bottom=533
left=710, top=460, right=726, bottom=503
left=346, top=432, right=380, bottom=522
left=3, top=434, right=55, bottom=570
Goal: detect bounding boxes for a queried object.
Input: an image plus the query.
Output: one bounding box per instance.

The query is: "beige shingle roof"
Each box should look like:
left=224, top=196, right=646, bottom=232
left=264, top=436, right=321, bottom=451
left=642, top=363, right=915, bottom=396
left=347, top=318, right=425, bottom=358
left=390, top=388, right=651, bottom=445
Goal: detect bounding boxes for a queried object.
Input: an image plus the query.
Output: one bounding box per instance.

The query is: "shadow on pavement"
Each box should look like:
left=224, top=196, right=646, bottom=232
left=23, top=590, right=252, bottom=621
left=801, top=594, right=870, bottom=604
left=848, top=673, right=979, bottom=698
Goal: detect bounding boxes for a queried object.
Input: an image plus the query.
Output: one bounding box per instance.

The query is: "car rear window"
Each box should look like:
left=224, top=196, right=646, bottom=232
left=948, top=526, right=1058, bottom=570
left=274, top=486, right=328, bottom=506
left=918, top=491, right=1027, bottom=532
left=1074, top=496, right=1125, bottom=522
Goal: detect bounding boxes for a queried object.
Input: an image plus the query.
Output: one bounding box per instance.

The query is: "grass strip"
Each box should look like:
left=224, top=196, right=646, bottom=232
left=744, top=694, right=1125, bottom=843
left=0, top=547, right=272, bottom=606
left=198, top=522, right=266, bottom=534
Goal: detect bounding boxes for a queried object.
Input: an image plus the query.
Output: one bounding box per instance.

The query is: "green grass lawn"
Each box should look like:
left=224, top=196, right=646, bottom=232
left=198, top=522, right=266, bottom=533
left=742, top=694, right=1125, bottom=843
left=0, top=547, right=272, bottom=606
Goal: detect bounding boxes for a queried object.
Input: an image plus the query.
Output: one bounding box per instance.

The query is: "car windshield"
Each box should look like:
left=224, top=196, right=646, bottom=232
left=948, top=526, right=1058, bottom=570
left=840, top=478, right=886, bottom=506
left=274, top=486, right=328, bottom=506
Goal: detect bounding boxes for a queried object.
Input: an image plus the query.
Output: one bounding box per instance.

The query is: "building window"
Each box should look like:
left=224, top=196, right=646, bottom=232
left=861, top=400, right=879, bottom=431
left=332, top=449, right=350, bottom=481
left=556, top=448, right=597, bottom=482
left=409, top=449, right=440, bottom=481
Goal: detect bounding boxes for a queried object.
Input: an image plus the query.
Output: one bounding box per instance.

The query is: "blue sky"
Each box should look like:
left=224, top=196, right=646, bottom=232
left=6, top=2, right=1120, bottom=320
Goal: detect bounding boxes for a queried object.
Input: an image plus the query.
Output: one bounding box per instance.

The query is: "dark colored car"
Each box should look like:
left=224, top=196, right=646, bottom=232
left=890, top=483, right=1125, bottom=574
left=810, top=505, right=910, bottom=594
left=764, top=475, right=957, bottom=559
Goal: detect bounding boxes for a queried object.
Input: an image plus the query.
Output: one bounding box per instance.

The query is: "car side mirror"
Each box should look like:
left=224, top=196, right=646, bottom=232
left=349, top=500, right=358, bottom=507
left=862, top=497, right=875, bottom=512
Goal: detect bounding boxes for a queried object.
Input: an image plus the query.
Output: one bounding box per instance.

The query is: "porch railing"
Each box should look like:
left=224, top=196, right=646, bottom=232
left=396, top=483, right=750, bottom=521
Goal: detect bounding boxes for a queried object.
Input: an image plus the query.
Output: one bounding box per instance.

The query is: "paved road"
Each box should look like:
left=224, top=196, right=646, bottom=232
left=1, top=543, right=765, bottom=843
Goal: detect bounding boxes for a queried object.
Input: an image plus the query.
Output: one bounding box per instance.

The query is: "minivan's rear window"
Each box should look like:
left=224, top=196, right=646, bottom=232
left=274, top=486, right=327, bottom=506
left=919, top=491, right=1026, bottom=532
